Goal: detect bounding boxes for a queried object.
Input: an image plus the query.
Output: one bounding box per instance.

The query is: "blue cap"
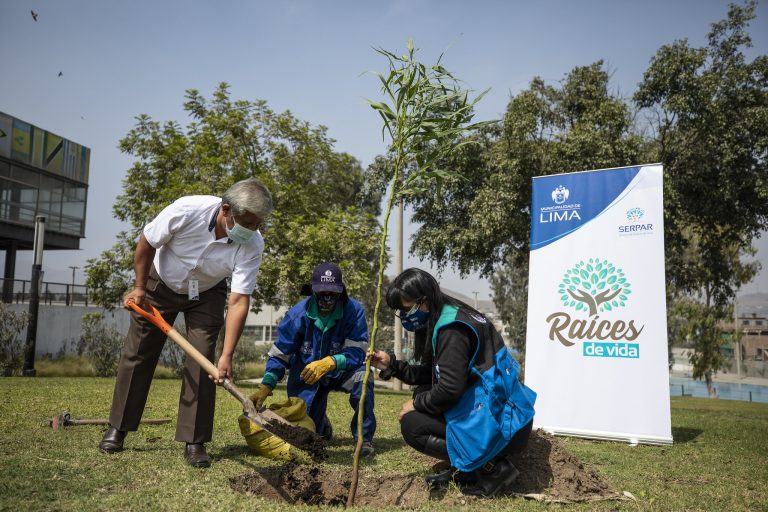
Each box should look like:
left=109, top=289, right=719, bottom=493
left=311, top=262, right=344, bottom=294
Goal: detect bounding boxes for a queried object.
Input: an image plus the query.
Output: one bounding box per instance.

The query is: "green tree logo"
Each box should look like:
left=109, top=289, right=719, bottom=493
left=626, top=207, right=644, bottom=222
left=557, top=258, right=631, bottom=316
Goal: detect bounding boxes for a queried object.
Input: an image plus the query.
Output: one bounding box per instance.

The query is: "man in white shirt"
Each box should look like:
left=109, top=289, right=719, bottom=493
left=99, top=178, right=272, bottom=468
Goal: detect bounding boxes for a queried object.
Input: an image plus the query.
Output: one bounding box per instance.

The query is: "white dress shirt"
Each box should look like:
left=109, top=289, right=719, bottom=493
left=143, top=195, right=263, bottom=295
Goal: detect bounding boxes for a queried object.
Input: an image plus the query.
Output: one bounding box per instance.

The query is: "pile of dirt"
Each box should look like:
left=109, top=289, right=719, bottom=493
left=507, top=430, right=626, bottom=503
left=229, top=430, right=626, bottom=506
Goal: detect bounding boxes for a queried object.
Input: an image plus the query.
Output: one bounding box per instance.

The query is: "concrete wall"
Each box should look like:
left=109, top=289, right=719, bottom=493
left=7, top=304, right=130, bottom=357
left=4, top=303, right=279, bottom=356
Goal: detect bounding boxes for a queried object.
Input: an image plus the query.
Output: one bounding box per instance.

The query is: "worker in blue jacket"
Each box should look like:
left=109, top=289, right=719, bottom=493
left=251, top=262, right=376, bottom=457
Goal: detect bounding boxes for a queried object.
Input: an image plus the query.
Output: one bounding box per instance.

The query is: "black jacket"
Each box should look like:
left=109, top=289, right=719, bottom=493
left=383, top=322, right=480, bottom=416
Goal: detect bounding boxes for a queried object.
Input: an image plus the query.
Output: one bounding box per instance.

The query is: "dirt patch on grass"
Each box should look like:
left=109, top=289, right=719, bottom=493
left=229, top=430, right=626, bottom=506
left=230, top=464, right=452, bottom=507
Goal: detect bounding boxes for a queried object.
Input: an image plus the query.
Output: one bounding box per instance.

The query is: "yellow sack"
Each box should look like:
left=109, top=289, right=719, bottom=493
left=238, top=396, right=316, bottom=462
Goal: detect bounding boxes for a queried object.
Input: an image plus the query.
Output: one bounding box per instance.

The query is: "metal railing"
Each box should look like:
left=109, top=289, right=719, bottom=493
left=670, top=378, right=768, bottom=403
left=0, top=278, right=90, bottom=306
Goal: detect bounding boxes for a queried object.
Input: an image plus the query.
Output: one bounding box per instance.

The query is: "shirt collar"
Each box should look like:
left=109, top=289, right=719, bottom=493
left=208, top=203, right=232, bottom=244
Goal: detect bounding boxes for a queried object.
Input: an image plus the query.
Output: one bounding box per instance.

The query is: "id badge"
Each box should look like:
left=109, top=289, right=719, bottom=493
left=188, top=279, right=200, bottom=300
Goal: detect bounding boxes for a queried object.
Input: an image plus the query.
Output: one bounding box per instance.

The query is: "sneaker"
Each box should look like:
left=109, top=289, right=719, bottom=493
left=360, top=441, right=375, bottom=457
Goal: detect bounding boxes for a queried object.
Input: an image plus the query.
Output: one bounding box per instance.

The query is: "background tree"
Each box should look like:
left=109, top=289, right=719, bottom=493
left=86, top=83, right=385, bottom=314
left=489, top=256, right=528, bottom=355
left=410, top=62, right=643, bottom=276
left=408, top=61, right=644, bottom=342
left=77, top=313, right=123, bottom=377
left=635, top=1, right=767, bottom=394
left=0, top=304, right=28, bottom=376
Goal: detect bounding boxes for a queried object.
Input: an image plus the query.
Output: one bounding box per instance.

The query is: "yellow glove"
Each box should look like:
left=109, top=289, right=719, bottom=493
left=250, top=383, right=273, bottom=409
left=300, top=356, right=336, bottom=385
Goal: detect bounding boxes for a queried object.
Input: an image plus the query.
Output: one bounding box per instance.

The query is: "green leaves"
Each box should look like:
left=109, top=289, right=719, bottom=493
left=0, top=304, right=27, bottom=376
left=557, top=258, right=630, bottom=315
left=635, top=2, right=766, bottom=391
left=367, top=40, right=489, bottom=199
left=635, top=1, right=767, bottom=308
left=87, top=83, right=386, bottom=311
left=363, top=38, right=490, bottom=343
left=406, top=59, right=642, bottom=281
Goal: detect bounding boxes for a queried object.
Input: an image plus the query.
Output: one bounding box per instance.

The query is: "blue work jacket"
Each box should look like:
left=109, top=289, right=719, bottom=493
left=264, top=296, right=369, bottom=384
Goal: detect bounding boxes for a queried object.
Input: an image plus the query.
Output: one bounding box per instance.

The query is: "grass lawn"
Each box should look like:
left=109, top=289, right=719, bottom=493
left=0, top=377, right=766, bottom=511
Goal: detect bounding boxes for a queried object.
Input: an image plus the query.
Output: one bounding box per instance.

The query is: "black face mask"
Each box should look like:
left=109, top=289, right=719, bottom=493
left=315, top=293, right=339, bottom=313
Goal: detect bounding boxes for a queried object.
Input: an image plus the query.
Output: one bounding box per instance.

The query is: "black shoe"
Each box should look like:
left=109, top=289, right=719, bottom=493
left=99, top=426, right=127, bottom=453
left=184, top=443, right=211, bottom=468
left=425, top=467, right=453, bottom=488
left=360, top=441, right=374, bottom=457
left=460, top=457, right=519, bottom=497
left=425, top=467, right=478, bottom=489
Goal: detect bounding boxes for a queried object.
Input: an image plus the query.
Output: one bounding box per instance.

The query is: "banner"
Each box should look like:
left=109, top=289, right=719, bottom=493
left=11, top=118, right=32, bottom=163
left=0, top=113, right=12, bottom=159
left=0, top=111, right=90, bottom=184
left=524, top=164, right=672, bottom=444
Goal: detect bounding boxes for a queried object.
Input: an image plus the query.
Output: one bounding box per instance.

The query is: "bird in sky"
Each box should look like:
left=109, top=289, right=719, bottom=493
left=31, top=10, right=38, bottom=21
left=58, top=71, right=63, bottom=77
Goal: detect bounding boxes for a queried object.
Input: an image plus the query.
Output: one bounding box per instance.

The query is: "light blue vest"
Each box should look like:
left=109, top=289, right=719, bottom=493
left=432, top=304, right=537, bottom=471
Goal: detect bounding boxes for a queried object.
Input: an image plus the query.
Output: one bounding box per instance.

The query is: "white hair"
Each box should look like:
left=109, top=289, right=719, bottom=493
left=222, top=178, right=273, bottom=218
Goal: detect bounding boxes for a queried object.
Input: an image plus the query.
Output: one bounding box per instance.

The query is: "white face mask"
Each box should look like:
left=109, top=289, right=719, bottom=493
left=225, top=215, right=255, bottom=244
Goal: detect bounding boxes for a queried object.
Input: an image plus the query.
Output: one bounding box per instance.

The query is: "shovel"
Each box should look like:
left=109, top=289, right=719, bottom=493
left=127, top=302, right=324, bottom=458
left=50, top=410, right=171, bottom=430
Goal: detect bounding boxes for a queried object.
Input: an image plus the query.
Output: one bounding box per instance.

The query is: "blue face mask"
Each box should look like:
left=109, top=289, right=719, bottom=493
left=226, top=215, right=255, bottom=244
left=400, top=309, right=429, bottom=332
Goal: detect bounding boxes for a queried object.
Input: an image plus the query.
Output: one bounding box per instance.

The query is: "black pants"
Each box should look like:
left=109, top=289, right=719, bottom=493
left=400, top=385, right=533, bottom=462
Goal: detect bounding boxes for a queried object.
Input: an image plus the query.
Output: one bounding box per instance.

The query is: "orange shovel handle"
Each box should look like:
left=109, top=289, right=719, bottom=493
left=128, top=302, right=173, bottom=334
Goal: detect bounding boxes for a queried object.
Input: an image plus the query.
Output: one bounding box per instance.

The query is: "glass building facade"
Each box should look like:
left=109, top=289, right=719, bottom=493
left=0, top=112, right=89, bottom=246
left=0, top=160, right=87, bottom=237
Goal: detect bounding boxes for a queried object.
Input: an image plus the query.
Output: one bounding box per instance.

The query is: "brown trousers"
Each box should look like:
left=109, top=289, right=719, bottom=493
left=108, top=266, right=227, bottom=443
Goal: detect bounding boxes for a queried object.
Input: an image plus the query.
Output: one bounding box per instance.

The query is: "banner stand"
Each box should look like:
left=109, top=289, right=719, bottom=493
left=525, top=164, right=672, bottom=445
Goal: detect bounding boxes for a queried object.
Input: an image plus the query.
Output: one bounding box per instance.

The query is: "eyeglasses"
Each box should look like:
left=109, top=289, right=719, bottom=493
left=395, top=297, right=425, bottom=318
left=232, top=214, right=262, bottom=231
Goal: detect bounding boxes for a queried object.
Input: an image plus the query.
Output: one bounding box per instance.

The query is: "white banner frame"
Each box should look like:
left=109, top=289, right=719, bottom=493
left=524, top=164, right=672, bottom=445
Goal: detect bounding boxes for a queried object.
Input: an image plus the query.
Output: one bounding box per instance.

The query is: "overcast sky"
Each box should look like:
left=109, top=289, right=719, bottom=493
left=1, top=0, right=766, bottom=299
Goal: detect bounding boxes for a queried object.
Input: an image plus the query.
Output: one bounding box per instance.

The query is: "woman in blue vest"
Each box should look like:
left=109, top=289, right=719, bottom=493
left=370, top=268, right=536, bottom=497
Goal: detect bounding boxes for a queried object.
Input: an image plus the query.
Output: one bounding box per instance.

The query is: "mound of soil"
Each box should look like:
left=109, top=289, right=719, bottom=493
left=507, top=430, right=625, bottom=503
left=229, top=430, right=626, bottom=506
